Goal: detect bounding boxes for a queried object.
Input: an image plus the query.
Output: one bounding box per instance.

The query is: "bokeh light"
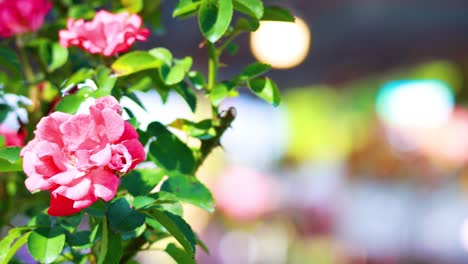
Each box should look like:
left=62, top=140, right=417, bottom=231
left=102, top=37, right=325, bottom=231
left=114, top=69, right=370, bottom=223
left=250, top=17, right=310, bottom=69
left=376, top=80, right=454, bottom=129
left=417, top=108, right=468, bottom=167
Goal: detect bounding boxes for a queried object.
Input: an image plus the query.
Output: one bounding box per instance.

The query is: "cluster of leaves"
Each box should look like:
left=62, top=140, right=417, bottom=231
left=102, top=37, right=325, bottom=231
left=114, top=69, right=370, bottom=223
left=0, top=0, right=293, bottom=263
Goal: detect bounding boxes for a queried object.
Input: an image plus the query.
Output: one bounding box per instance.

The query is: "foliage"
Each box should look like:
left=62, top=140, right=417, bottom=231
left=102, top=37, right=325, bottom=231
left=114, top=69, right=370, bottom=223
left=0, top=0, right=292, bottom=262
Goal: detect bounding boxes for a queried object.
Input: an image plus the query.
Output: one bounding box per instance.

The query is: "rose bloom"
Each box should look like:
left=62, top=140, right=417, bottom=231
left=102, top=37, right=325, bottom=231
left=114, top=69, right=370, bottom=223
left=21, top=96, right=146, bottom=216
left=0, top=125, right=26, bottom=146
left=59, top=10, right=150, bottom=57
left=0, top=0, right=51, bottom=37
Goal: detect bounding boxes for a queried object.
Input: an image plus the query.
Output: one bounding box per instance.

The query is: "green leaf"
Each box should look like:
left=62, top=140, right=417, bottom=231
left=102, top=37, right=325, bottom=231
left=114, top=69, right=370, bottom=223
left=122, top=0, right=143, bottom=13
left=169, top=119, right=216, bottom=140
left=159, top=64, right=186, bottom=85
left=198, top=0, right=233, bottom=43
left=54, top=93, right=86, bottom=114
left=151, top=210, right=196, bottom=256
left=66, top=231, right=92, bottom=249
left=0, top=159, right=22, bottom=172
left=165, top=243, right=196, bottom=264
left=28, top=213, right=51, bottom=227
left=174, top=82, right=197, bottom=112
left=248, top=77, right=281, bottom=106
left=133, top=195, right=157, bottom=210
left=173, top=0, right=201, bottom=18
left=0, top=147, right=21, bottom=163
left=157, top=55, right=192, bottom=87
left=147, top=121, right=169, bottom=137
left=121, top=168, right=165, bottom=196
left=234, top=62, right=271, bottom=82
left=142, top=0, right=164, bottom=30
left=68, top=4, right=96, bottom=19
left=57, top=213, right=82, bottom=231
left=0, top=104, right=10, bottom=124
left=97, top=219, right=122, bottom=264
left=108, top=198, right=146, bottom=233
left=1, top=231, right=31, bottom=264
left=121, top=223, right=146, bottom=240
left=235, top=17, right=259, bottom=32
left=28, top=227, right=66, bottom=264
left=234, top=0, right=263, bottom=19
left=187, top=71, right=206, bottom=90
left=48, top=43, right=68, bottom=72
left=161, top=173, right=215, bottom=212
left=112, top=51, right=163, bottom=76
left=126, top=93, right=147, bottom=112
left=97, top=219, right=108, bottom=264
left=209, top=82, right=229, bottom=105
left=148, top=122, right=196, bottom=174
left=144, top=194, right=185, bottom=232
left=99, top=245, right=121, bottom=264
left=0, top=46, right=21, bottom=78
left=0, top=227, right=33, bottom=263
left=83, top=200, right=106, bottom=217
left=0, top=147, right=22, bottom=172
left=94, top=66, right=116, bottom=97
left=174, top=57, right=193, bottom=73
left=151, top=192, right=184, bottom=216
left=262, top=6, right=295, bottom=22
left=135, top=192, right=185, bottom=215
left=149, top=47, right=173, bottom=66
left=61, top=68, right=95, bottom=89
left=196, top=234, right=210, bottom=254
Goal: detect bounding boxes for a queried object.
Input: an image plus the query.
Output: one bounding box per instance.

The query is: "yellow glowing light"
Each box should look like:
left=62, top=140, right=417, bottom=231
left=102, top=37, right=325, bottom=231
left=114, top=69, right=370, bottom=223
left=250, top=17, right=311, bottom=69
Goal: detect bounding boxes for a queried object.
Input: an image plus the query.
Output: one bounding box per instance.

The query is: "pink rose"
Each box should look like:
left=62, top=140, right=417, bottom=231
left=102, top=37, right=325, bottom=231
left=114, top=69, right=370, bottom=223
left=0, top=0, right=51, bottom=37
left=21, top=96, right=146, bottom=216
left=59, top=10, right=150, bottom=57
left=0, top=125, right=26, bottom=146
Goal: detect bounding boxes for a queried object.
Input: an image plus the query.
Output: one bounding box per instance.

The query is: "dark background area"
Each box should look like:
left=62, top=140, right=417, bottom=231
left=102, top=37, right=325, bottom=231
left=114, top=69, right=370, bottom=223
left=144, top=0, right=468, bottom=89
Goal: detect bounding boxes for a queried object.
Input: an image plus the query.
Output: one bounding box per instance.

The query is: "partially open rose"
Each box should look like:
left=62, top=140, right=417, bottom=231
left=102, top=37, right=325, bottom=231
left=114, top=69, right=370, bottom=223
left=59, top=10, right=150, bottom=56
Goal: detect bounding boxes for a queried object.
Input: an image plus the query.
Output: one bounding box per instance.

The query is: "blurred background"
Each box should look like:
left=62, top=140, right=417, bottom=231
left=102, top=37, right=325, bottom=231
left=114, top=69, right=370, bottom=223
left=131, top=0, right=468, bottom=263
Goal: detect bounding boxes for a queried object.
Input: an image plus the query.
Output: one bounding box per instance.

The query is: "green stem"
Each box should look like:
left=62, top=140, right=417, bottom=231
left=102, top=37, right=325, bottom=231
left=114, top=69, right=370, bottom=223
left=16, top=35, right=44, bottom=137
left=217, top=30, right=241, bottom=54
left=96, top=216, right=108, bottom=264
left=15, top=36, right=34, bottom=84
left=207, top=42, right=217, bottom=91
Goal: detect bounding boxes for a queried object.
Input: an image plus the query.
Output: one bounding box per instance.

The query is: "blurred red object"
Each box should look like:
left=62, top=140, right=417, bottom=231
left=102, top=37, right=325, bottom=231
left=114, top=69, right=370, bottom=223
left=213, top=166, right=279, bottom=222
left=0, top=124, right=26, bottom=146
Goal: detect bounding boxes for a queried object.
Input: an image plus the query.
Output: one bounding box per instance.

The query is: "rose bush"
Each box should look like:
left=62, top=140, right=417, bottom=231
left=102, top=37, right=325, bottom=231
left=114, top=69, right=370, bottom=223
left=0, top=0, right=290, bottom=262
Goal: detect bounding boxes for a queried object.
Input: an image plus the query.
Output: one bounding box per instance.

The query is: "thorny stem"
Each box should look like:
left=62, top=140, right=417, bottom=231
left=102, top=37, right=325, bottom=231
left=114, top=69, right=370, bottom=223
left=196, top=107, right=236, bottom=170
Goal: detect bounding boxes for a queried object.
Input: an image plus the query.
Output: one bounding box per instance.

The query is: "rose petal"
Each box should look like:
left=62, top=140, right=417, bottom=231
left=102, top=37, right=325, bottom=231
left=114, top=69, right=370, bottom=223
left=122, top=139, right=146, bottom=169
left=48, top=193, right=82, bottom=216
left=89, top=168, right=118, bottom=201
left=52, top=177, right=92, bottom=200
